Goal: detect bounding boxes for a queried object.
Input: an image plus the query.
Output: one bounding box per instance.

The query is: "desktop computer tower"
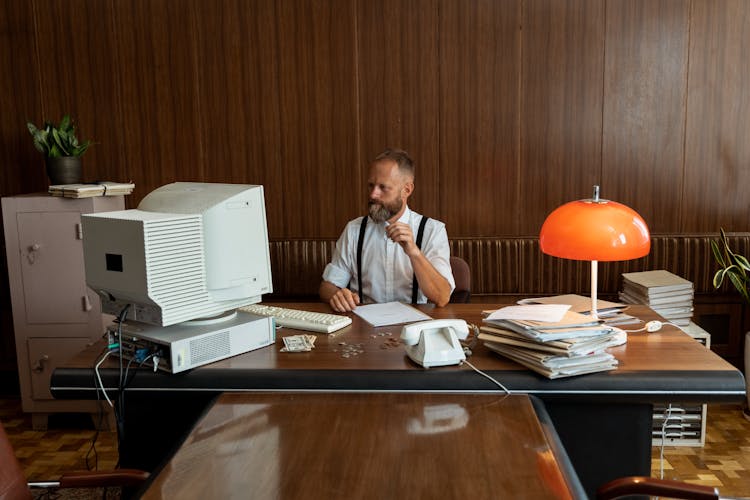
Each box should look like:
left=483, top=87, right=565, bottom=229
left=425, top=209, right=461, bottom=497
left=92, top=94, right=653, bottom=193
left=112, top=311, right=275, bottom=373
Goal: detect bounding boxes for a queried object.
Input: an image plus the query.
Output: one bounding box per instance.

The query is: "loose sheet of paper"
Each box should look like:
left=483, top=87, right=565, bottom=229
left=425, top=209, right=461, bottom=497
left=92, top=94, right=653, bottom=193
left=353, top=302, right=433, bottom=327
left=486, top=304, right=571, bottom=323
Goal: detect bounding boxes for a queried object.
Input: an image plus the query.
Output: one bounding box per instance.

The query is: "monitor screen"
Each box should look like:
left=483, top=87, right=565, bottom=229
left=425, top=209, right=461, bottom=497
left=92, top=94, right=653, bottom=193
left=81, top=182, right=273, bottom=326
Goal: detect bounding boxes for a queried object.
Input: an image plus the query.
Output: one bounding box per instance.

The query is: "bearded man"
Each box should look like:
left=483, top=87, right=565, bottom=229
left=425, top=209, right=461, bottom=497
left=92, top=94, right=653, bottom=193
left=319, top=149, right=454, bottom=312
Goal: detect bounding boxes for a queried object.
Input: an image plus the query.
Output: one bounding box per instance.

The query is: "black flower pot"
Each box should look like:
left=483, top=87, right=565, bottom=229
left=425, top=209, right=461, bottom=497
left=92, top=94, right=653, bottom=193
left=45, top=156, right=82, bottom=185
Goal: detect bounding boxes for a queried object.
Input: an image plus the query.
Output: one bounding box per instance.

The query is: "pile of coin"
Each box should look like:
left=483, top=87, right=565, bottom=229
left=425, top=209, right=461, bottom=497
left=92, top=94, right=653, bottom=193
left=334, top=341, right=365, bottom=358
left=380, top=337, right=401, bottom=349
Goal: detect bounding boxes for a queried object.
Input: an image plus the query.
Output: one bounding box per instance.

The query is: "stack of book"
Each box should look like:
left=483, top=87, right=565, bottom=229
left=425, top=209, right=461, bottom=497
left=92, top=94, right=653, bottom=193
left=619, top=270, right=693, bottom=326
left=49, top=181, right=135, bottom=198
left=480, top=306, right=623, bottom=379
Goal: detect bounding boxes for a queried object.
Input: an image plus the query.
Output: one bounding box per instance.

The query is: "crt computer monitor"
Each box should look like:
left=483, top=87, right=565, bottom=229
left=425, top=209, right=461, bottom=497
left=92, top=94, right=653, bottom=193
left=81, top=182, right=273, bottom=327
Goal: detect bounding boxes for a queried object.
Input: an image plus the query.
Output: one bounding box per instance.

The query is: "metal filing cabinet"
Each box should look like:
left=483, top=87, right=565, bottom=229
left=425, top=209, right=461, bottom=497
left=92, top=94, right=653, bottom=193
left=651, top=322, right=711, bottom=447
left=2, top=194, right=124, bottom=429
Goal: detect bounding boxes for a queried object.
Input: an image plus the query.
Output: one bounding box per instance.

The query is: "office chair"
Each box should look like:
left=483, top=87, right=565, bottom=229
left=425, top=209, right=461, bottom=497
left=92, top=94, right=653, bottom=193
left=0, top=421, right=148, bottom=500
left=449, top=256, right=471, bottom=303
left=596, top=475, right=721, bottom=499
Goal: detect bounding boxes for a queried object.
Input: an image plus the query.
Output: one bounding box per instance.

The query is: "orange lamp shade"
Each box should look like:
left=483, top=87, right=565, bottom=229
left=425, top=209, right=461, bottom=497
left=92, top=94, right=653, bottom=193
left=539, top=198, right=650, bottom=262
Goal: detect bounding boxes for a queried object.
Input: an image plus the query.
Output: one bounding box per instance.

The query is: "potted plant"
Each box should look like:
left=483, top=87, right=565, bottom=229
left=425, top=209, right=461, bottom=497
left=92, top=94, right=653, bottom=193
left=711, top=228, right=750, bottom=421
left=27, top=114, right=92, bottom=185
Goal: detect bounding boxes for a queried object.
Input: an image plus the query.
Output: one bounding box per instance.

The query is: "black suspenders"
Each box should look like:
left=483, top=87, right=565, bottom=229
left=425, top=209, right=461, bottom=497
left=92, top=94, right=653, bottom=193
left=355, top=215, right=428, bottom=304
left=355, top=215, right=368, bottom=299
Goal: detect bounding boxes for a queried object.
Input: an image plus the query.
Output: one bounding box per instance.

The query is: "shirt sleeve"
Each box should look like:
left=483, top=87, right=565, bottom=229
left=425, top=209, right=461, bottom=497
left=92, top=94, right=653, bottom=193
left=421, top=220, right=456, bottom=293
left=322, top=220, right=356, bottom=289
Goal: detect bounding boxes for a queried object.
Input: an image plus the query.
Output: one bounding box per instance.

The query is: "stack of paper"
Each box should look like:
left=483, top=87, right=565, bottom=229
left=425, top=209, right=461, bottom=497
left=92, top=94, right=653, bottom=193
left=481, top=305, right=622, bottom=379
left=619, top=270, right=693, bottom=326
left=517, top=294, right=639, bottom=326
left=49, top=181, right=135, bottom=198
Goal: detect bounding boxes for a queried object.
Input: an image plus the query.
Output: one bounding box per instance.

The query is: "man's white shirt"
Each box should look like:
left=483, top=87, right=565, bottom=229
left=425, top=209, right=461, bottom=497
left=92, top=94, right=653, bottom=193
left=322, top=206, right=455, bottom=304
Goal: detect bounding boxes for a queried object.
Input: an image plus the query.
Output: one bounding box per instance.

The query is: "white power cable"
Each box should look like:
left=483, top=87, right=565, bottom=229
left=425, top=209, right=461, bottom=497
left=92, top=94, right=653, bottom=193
left=460, top=359, right=511, bottom=395
left=94, top=350, right=114, bottom=407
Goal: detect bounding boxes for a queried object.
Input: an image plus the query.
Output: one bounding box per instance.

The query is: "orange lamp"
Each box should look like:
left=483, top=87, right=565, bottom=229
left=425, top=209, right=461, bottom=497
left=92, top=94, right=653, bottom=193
left=539, top=186, right=650, bottom=319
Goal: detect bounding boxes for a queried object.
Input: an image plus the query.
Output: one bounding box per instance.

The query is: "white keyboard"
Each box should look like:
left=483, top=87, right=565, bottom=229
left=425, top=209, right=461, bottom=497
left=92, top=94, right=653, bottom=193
left=239, top=304, right=352, bottom=334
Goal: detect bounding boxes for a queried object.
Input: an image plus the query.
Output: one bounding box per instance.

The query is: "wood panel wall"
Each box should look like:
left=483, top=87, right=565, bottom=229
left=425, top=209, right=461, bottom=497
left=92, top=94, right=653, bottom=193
left=2, top=0, right=749, bottom=236
left=2, top=0, right=750, bottom=369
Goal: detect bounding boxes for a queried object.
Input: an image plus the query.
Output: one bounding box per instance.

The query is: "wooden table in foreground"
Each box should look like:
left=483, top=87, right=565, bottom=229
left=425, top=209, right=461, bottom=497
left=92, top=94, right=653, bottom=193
left=139, top=393, right=586, bottom=500
left=51, top=302, right=746, bottom=497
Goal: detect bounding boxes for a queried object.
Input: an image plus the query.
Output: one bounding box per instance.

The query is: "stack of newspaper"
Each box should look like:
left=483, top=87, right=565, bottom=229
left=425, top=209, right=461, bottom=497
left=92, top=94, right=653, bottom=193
left=480, top=305, right=624, bottom=379
left=49, top=181, right=135, bottom=198
left=619, top=270, right=693, bottom=326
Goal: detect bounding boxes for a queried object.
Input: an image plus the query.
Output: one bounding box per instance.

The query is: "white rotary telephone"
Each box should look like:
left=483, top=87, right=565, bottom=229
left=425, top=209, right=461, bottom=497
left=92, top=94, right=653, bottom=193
left=400, top=319, right=470, bottom=368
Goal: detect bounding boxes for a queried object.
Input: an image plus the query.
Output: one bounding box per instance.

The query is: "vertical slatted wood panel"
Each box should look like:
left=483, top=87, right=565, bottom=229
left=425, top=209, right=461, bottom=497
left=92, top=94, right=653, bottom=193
left=0, top=1, right=39, bottom=372
left=602, top=0, right=689, bottom=233
left=32, top=0, right=125, bottom=190
left=276, top=0, right=360, bottom=238
left=683, top=0, right=750, bottom=232
left=357, top=0, right=440, bottom=218
left=0, top=1, right=42, bottom=194
left=520, top=0, right=606, bottom=235
left=268, top=239, right=337, bottom=299
left=2, top=0, right=750, bottom=235
left=192, top=0, right=285, bottom=233
left=439, top=0, right=521, bottom=237
left=112, top=0, right=204, bottom=199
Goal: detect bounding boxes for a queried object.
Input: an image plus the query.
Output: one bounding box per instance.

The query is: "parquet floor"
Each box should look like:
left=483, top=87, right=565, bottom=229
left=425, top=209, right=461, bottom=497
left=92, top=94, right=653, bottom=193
left=0, top=398, right=118, bottom=480
left=1, top=397, right=749, bottom=498
left=651, top=403, right=750, bottom=498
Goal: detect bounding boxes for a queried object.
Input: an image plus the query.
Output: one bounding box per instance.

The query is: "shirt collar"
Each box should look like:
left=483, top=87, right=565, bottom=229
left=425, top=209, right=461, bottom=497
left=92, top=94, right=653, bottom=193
left=396, top=205, right=411, bottom=224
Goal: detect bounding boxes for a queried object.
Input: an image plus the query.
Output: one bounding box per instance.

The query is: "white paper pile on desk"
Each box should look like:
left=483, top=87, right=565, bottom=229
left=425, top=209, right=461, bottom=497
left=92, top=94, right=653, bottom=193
left=619, top=270, right=693, bottom=326
left=49, top=181, right=135, bottom=198
left=480, top=305, right=622, bottom=379
left=517, top=294, right=639, bottom=326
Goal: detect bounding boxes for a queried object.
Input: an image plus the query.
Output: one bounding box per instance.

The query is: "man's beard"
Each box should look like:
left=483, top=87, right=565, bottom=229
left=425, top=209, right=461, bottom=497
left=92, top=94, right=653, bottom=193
left=368, top=199, right=402, bottom=223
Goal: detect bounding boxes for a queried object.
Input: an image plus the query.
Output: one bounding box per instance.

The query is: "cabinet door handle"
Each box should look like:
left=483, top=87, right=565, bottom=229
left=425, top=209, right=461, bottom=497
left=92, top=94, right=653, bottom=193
left=27, top=243, right=41, bottom=264
left=32, top=355, right=49, bottom=373
left=83, top=294, right=92, bottom=312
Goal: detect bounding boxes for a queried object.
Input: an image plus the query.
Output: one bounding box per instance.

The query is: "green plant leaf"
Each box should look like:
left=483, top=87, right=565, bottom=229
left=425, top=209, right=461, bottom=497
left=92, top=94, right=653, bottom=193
left=27, top=123, right=50, bottom=155
left=710, top=240, right=727, bottom=267
left=27, top=114, right=92, bottom=157
left=59, top=114, right=71, bottom=132
left=49, top=143, right=64, bottom=157
left=713, top=269, right=727, bottom=289
left=734, top=253, right=750, bottom=271
left=728, top=255, right=749, bottom=282
left=51, top=128, right=72, bottom=156
left=727, top=271, right=750, bottom=303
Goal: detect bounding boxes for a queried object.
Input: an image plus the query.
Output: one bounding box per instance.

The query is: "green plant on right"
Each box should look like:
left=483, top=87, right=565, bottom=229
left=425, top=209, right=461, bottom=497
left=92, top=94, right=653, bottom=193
left=711, top=228, right=750, bottom=303
left=26, top=114, right=92, bottom=158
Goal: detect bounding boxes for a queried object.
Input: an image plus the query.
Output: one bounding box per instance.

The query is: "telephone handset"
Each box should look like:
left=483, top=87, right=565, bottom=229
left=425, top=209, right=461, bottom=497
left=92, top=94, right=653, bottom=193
left=400, top=319, right=469, bottom=368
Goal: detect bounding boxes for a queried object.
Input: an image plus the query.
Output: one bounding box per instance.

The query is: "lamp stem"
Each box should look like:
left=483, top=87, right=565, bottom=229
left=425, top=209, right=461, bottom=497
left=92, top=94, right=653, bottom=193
left=590, top=260, right=598, bottom=320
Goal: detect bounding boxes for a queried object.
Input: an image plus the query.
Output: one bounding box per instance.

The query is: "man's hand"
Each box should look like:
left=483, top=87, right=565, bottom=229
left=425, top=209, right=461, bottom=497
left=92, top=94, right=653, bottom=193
left=386, top=222, right=452, bottom=307
left=385, top=222, right=419, bottom=256
left=329, top=287, right=360, bottom=312
left=320, top=280, right=360, bottom=312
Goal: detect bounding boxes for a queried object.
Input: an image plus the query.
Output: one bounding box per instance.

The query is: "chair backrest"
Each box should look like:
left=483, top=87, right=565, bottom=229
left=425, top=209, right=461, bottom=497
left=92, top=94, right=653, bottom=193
left=449, top=256, right=471, bottom=303
left=0, top=422, right=32, bottom=500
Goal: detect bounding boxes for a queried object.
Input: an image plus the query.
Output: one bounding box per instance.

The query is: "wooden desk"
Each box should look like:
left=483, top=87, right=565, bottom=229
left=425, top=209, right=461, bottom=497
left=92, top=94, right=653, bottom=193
left=50, top=302, right=746, bottom=497
left=139, top=393, right=586, bottom=499
left=52, top=303, right=743, bottom=397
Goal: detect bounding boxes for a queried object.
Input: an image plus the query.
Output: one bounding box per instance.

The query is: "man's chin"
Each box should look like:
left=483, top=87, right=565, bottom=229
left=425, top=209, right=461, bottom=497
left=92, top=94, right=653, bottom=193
left=368, top=205, right=389, bottom=223
left=368, top=212, right=388, bottom=223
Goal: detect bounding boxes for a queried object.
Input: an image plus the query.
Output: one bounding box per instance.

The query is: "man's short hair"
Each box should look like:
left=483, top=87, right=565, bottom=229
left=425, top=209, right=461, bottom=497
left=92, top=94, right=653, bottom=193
left=373, top=149, right=414, bottom=179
